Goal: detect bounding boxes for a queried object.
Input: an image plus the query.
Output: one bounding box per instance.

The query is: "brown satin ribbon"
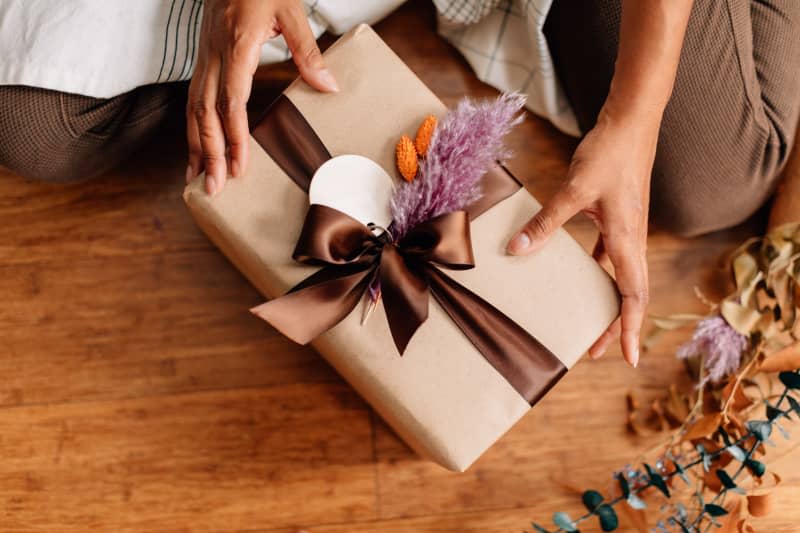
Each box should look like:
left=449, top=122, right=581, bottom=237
left=250, top=94, right=566, bottom=405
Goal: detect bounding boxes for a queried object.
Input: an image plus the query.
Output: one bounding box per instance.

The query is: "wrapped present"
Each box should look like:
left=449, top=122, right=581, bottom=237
left=183, top=24, right=620, bottom=471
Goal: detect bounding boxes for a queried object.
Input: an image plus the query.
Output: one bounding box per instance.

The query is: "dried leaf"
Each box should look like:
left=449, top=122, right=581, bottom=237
left=651, top=314, right=706, bottom=330
left=759, top=342, right=800, bottom=372
left=665, top=385, right=691, bottom=425
left=682, top=413, right=722, bottom=442
left=718, top=500, right=743, bottom=533
left=733, top=253, right=759, bottom=293
left=721, top=300, right=763, bottom=336
left=737, top=519, right=755, bottom=533
left=746, top=492, right=773, bottom=517
left=626, top=392, right=658, bottom=436
left=721, top=378, right=754, bottom=411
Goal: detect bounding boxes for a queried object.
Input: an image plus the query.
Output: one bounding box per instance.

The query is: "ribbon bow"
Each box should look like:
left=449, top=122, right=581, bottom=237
left=252, top=204, right=476, bottom=353
left=248, top=94, right=566, bottom=404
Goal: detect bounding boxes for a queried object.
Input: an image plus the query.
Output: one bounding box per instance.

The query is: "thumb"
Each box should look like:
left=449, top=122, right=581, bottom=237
left=279, top=4, right=339, bottom=93
left=506, top=186, right=582, bottom=255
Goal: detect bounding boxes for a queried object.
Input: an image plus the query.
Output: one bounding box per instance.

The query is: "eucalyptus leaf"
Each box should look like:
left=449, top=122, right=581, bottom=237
left=746, top=420, right=773, bottom=441
left=644, top=463, right=671, bottom=498
left=581, top=490, right=604, bottom=512
left=766, top=403, right=784, bottom=421
left=702, top=452, right=712, bottom=472
left=626, top=493, right=647, bottom=510
left=727, top=445, right=747, bottom=462
left=674, top=462, right=691, bottom=485
left=719, top=427, right=732, bottom=446
left=704, top=503, right=729, bottom=517
left=779, top=371, right=800, bottom=389
left=615, top=474, right=629, bottom=499
left=715, top=469, right=736, bottom=490
left=553, top=512, right=578, bottom=532
left=788, top=396, right=800, bottom=414
left=777, top=424, right=791, bottom=440
left=676, top=503, right=688, bottom=522
left=745, top=458, right=766, bottom=477
left=595, top=504, right=618, bottom=532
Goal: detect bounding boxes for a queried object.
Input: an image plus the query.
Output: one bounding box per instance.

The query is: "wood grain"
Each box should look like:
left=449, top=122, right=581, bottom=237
left=0, top=1, right=796, bottom=532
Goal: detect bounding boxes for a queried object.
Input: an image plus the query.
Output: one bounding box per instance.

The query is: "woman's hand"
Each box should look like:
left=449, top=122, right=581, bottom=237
left=506, top=107, right=658, bottom=368
left=186, top=0, right=339, bottom=195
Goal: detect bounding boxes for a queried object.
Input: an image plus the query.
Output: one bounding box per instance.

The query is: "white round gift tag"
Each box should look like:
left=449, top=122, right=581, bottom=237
left=308, top=154, right=394, bottom=228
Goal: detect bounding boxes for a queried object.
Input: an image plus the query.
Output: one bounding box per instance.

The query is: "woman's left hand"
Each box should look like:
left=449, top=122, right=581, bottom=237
left=186, top=0, right=339, bottom=195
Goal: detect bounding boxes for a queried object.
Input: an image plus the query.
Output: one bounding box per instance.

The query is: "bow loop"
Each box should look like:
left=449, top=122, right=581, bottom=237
left=292, top=204, right=382, bottom=265
left=399, top=211, right=475, bottom=270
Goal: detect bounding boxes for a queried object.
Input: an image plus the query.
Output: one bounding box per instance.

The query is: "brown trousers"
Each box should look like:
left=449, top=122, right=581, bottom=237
left=545, top=0, right=800, bottom=235
left=2, top=0, right=799, bottom=236
left=0, top=84, right=181, bottom=183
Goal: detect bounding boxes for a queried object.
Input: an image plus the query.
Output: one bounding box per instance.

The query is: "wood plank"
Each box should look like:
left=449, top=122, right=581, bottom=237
left=0, top=250, right=337, bottom=407
left=0, top=384, right=375, bottom=533
left=0, top=0, right=798, bottom=532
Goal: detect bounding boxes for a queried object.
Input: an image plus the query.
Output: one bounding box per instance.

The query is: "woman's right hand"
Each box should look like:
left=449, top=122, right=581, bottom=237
left=506, top=106, right=657, bottom=368
left=186, top=0, right=339, bottom=195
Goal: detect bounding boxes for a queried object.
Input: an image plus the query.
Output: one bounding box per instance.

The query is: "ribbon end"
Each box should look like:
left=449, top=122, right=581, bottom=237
left=250, top=301, right=312, bottom=346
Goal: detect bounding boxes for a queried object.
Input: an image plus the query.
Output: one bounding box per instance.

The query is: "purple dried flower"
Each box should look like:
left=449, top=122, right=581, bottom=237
left=676, top=315, right=748, bottom=385
left=390, top=92, right=526, bottom=239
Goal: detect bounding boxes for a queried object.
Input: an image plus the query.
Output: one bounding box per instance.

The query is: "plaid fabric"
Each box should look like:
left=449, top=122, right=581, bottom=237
left=434, top=0, right=579, bottom=136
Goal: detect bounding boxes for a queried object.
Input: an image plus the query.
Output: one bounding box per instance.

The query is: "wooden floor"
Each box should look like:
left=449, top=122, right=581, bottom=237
left=1, top=3, right=798, bottom=532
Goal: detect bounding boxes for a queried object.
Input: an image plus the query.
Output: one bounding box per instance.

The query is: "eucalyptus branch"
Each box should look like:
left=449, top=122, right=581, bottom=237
left=531, top=370, right=800, bottom=533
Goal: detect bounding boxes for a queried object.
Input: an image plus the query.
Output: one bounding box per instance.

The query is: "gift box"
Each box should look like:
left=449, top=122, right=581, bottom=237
left=183, top=24, right=620, bottom=471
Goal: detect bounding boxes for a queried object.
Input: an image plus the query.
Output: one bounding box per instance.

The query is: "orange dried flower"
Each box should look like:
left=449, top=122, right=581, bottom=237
left=414, top=115, right=437, bottom=156
left=396, top=135, right=418, bottom=182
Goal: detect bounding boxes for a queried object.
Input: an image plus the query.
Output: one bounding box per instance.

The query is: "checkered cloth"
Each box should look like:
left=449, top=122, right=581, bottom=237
left=434, top=0, right=579, bottom=136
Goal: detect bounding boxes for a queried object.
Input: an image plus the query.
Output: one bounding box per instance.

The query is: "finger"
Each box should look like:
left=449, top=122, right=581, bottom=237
left=186, top=49, right=205, bottom=183
left=607, top=238, right=649, bottom=368
left=185, top=102, right=204, bottom=183
left=506, top=184, right=584, bottom=255
left=219, top=38, right=259, bottom=178
left=191, top=55, right=228, bottom=195
left=587, top=319, right=620, bottom=360
left=278, top=3, right=339, bottom=92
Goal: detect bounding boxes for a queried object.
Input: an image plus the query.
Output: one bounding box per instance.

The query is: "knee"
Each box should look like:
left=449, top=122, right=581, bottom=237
left=0, top=85, right=176, bottom=184
left=649, top=150, right=777, bottom=238
left=1, top=138, right=107, bottom=184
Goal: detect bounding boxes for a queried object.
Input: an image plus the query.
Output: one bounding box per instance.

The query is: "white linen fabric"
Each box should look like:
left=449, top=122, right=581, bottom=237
left=433, top=0, right=579, bottom=136
left=0, top=0, right=404, bottom=99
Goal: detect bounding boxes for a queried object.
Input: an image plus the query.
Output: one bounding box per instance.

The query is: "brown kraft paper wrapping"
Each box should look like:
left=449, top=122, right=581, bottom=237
left=183, top=24, right=621, bottom=471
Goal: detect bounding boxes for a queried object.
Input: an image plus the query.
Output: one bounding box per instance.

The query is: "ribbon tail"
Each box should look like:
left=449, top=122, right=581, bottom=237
left=251, top=264, right=374, bottom=345
left=425, top=266, right=566, bottom=405
left=380, top=244, right=429, bottom=354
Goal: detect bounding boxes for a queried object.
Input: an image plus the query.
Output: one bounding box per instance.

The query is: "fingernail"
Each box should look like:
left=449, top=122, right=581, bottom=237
left=506, top=232, right=531, bottom=255
left=185, top=164, right=194, bottom=183
left=206, top=175, right=217, bottom=196
left=631, top=346, right=640, bottom=368
left=317, top=68, right=340, bottom=92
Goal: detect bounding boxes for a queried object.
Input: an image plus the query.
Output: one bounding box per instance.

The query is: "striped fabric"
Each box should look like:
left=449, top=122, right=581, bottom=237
left=434, top=0, right=579, bottom=136
left=155, top=0, right=204, bottom=84
left=0, top=0, right=400, bottom=99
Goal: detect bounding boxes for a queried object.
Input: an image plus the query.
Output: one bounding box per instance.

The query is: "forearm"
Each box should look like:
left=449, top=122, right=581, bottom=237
left=602, top=0, right=693, bottom=127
